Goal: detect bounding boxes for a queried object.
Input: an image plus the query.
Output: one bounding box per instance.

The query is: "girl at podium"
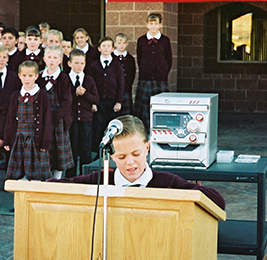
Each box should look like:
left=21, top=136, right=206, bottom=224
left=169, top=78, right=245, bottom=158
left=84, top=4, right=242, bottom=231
left=48, top=115, right=225, bottom=210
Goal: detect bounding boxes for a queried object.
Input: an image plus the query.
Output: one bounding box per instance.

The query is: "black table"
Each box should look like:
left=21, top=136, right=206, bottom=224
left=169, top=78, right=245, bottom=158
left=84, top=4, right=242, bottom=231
left=83, top=157, right=267, bottom=259
left=152, top=158, right=267, bottom=260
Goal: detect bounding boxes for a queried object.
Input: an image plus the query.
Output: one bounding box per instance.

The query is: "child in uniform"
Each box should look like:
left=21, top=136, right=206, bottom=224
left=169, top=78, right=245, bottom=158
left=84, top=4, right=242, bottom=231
left=37, top=45, right=74, bottom=179
left=45, top=29, right=71, bottom=74
left=0, top=45, right=21, bottom=169
left=113, top=33, right=136, bottom=115
left=1, top=28, right=19, bottom=72
left=17, top=31, right=26, bottom=52
left=73, top=28, right=99, bottom=75
left=48, top=115, right=225, bottom=210
left=65, top=49, right=99, bottom=177
left=12, top=26, right=45, bottom=73
left=134, top=13, right=172, bottom=133
left=61, top=37, right=73, bottom=57
left=89, top=37, right=124, bottom=152
left=4, top=61, right=52, bottom=180
left=39, top=22, right=50, bottom=49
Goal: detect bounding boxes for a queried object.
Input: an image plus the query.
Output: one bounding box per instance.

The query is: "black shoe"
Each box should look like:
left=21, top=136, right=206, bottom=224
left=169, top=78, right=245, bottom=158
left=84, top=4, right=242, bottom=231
left=0, top=162, right=6, bottom=170
left=9, top=207, right=14, bottom=212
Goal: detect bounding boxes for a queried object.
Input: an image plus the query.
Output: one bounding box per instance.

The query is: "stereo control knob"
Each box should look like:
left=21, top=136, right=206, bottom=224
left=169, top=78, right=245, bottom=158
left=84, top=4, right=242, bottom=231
left=187, top=120, right=200, bottom=133
left=196, top=113, right=204, bottom=122
left=189, top=134, right=197, bottom=142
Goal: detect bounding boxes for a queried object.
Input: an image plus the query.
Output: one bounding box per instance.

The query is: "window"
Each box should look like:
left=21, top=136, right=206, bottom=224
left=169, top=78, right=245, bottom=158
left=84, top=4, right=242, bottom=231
left=220, top=3, right=267, bottom=62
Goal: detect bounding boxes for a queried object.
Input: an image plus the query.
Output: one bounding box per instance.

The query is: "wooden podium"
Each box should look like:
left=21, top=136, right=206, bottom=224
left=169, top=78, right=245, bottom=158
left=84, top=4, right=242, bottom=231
left=5, top=180, right=225, bottom=260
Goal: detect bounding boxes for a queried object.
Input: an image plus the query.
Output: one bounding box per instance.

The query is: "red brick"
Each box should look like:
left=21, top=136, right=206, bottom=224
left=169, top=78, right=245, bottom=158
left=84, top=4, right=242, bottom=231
left=247, top=90, right=267, bottom=102
left=183, top=47, right=203, bottom=57
left=214, top=79, right=235, bottom=90
left=106, top=26, right=134, bottom=41
left=106, top=12, right=119, bottom=26
left=135, top=2, right=163, bottom=11
left=236, top=79, right=257, bottom=90
left=106, top=3, right=134, bottom=11
left=192, top=79, right=214, bottom=90
left=225, top=90, right=246, bottom=101
left=182, top=68, right=203, bottom=78
left=182, top=25, right=203, bottom=35
left=120, top=12, right=147, bottom=26
left=178, top=57, right=192, bottom=67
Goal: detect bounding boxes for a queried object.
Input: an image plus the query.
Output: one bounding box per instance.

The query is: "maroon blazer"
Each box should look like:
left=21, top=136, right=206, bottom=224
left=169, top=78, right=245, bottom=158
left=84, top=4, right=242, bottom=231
left=0, top=88, right=7, bottom=139
left=69, top=74, right=99, bottom=122
left=89, top=59, right=125, bottom=103
left=37, top=71, right=73, bottom=130
left=137, top=34, right=172, bottom=81
left=112, top=52, right=136, bottom=93
left=11, top=48, right=45, bottom=73
left=2, top=69, right=21, bottom=102
left=7, top=49, right=20, bottom=73
left=84, top=46, right=100, bottom=75
left=48, top=168, right=225, bottom=210
left=4, top=89, right=52, bottom=150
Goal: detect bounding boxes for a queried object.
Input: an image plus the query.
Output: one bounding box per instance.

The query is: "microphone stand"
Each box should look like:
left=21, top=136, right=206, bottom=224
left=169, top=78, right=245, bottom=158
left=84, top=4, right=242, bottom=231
left=101, top=142, right=114, bottom=260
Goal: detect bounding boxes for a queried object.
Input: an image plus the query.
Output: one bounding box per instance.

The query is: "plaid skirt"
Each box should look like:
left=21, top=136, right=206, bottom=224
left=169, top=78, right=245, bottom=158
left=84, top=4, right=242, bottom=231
left=7, top=133, right=51, bottom=180
left=133, top=80, right=169, bottom=133
left=121, top=92, right=133, bottom=115
left=50, top=118, right=74, bottom=171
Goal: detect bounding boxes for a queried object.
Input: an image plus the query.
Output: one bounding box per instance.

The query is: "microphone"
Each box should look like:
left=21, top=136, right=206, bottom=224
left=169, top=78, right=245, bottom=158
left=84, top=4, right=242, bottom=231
left=99, top=119, right=123, bottom=148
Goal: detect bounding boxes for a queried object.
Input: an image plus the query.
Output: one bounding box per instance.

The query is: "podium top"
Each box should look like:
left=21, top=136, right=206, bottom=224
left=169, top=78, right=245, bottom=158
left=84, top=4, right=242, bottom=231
left=5, top=180, right=226, bottom=221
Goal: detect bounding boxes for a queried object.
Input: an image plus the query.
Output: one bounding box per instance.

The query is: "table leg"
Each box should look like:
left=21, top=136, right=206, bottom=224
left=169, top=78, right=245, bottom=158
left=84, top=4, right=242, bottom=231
left=257, top=172, right=266, bottom=260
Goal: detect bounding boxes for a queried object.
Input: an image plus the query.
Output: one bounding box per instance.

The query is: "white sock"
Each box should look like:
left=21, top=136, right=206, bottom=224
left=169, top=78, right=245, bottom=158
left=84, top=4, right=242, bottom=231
left=53, top=170, right=62, bottom=179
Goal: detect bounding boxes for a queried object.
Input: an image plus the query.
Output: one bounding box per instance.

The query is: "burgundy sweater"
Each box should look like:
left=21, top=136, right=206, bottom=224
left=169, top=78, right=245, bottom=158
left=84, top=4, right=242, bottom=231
left=47, top=169, right=225, bottom=210
left=70, top=74, right=99, bottom=122
left=89, top=59, right=125, bottom=103
left=0, top=88, right=7, bottom=139
left=37, top=71, right=73, bottom=130
left=137, top=34, right=172, bottom=81
left=112, top=52, right=136, bottom=93
left=4, top=89, right=52, bottom=150
left=11, top=48, right=45, bottom=73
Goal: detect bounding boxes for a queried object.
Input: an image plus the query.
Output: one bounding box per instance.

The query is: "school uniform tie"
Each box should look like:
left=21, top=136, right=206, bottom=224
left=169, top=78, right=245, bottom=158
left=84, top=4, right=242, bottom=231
left=45, top=75, right=57, bottom=85
left=104, top=60, right=109, bottom=69
left=75, top=75, right=80, bottom=88
left=25, top=53, right=40, bottom=62
left=0, top=72, right=3, bottom=88
left=20, top=92, right=34, bottom=103
left=147, top=38, right=158, bottom=45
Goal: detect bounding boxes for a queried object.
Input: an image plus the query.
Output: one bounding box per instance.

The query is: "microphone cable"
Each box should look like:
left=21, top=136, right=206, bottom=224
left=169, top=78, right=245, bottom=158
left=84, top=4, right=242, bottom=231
left=90, top=146, right=103, bottom=260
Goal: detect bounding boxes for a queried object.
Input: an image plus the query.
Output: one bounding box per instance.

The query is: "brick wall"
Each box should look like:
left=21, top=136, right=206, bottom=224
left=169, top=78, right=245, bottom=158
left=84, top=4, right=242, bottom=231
left=19, top=0, right=101, bottom=45
left=178, top=2, right=267, bottom=112
left=106, top=2, right=178, bottom=93
left=0, top=0, right=20, bottom=28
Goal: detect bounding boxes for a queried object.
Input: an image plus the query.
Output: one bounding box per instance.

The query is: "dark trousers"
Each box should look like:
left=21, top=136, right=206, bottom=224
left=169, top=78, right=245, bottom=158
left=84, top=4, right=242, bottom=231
left=92, top=98, right=120, bottom=153
left=65, top=121, right=92, bottom=177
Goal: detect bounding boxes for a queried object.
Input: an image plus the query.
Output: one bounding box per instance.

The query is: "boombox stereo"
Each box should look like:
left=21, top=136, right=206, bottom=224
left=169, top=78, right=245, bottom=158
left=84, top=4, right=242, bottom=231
left=150, top=92, right=218, bottom=169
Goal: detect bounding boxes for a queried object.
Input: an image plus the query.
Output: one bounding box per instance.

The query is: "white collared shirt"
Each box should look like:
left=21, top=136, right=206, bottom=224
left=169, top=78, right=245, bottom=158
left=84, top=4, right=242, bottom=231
left=76, top=43, right=89, bottom=54
left=9, top=47, right=17, bottom=56
left=114, top=163, right=153, bottom=188
left=113, top=49, right=127, bottom=57
left=69, top=70, right=85, bottom=87
left=146, top=31, right=161, bottom=40
left=20, top=84, right=40, bottom=96
left=42, top=67, right=61, bottom=91
left=26, top=48, right=41, bottom=56
left=100, top=55, right=113, bottom=69
left=0, top=66, right=7, bottom=88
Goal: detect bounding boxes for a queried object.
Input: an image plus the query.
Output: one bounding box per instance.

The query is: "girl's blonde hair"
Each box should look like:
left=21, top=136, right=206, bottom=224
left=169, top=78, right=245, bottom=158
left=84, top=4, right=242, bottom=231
left=73, top=28, right=93, bottom=48
left=44, top=45, right=63, bottom=59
